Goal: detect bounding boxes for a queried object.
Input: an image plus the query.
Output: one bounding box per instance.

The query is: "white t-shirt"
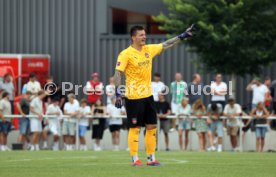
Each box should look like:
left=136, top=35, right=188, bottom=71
left=78, top=106, right=91, bottom=126
left=107, top=104, right=125, bottom=125
left=106, top=84, right=115, bottom=105
left=177, top=104, right=191, bottom=116
left=211, top=82, right=227, bottom=101
left=30, top=97, right=43, bottom=117
left=26, top=81, right=41, bottom=94
left=251, top=84, right=269, bottom=104
left=151, top=81, right=165, bottom=102
left=46, top=104, right=63, bottom=124
left=0, top=99, right=12, bottom=121
left=223, top=104, right=242, bottom=126
left=64, top=99, right=79, bottom=123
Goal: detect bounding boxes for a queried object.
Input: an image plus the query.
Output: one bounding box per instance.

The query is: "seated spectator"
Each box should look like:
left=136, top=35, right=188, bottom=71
left=156, top=93, right=171, bottom=151
left=91, top=99, right=106, bottom=151
left=192, top=99, right=207, bottom=151
left=78, top=98, right=91, bottom=151
left=16, top=91, right=32, bottom=150
left=29, top=90, right=46, bottom=151
left=63, top=94, right=79, bottom=151
left=45, top=98, right=63, bottom=151
left=207, top=103, right=223, bottom=152
left=223, top=98, right=242, bottom=151
left=0, top=73, right=15, bottom=114
left=26, top=73, right=41, bottom=95
left=250, top=102, right=270, bottom=152
left=177, top=97, right=191, bottom=151
left=107, top=97, right=126, bottom=151
left=0, top=92, right=12, bottom=151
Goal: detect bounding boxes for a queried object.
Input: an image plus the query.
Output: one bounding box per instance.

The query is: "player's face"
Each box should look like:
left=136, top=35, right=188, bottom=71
left=132, top=30, right=146, bottom=46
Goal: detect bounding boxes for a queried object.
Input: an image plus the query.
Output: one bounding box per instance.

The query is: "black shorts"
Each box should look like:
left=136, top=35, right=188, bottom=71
left=92, top=119, right=106, bottom=139
left=125, top=96, right=157, bottom=128
left=109, top=125, right=121, bottom=132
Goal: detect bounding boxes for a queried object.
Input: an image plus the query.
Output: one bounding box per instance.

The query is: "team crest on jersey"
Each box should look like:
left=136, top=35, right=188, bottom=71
left=132, top=118, right=137, bottom=124
left=117, top=61, right=121, bottom=66
left=145, top=52, right=149, bottom=58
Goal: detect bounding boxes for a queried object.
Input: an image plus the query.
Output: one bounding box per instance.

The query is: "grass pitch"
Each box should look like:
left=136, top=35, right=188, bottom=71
left=0, top=151, right=275, bottom=177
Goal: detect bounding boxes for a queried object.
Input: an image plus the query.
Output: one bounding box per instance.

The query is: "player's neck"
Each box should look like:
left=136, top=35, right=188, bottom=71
left=131, top=43, right=143, bottom=51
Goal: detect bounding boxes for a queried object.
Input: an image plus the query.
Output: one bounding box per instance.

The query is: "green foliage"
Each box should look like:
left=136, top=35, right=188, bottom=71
left=154, top=0, right=276, bottom=76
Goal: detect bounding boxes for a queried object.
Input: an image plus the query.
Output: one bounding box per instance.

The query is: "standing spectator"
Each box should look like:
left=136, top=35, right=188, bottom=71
left=26, top=73, right=41, bottom=95
left=106, top=77, right=115, bottom=105
left=78, top=99, right=91, bottom=151
left=86, top=72, right=103, bottom=106
left=63, top=93, right=79, bottom=151
left=107, top=97, right=126, bottom=151
left=16, top=91, right=32, bottom=149
left=188, top=74, right=203, bottom=105
left=176, top=97, right=191, bottom=151
left=223, top=98, right=242, bottom=151
left=29, top=90, right=46, bottom=151
left=250, top=102, right=270, bottom=152
left=192, top=99, right=207, bottom=151
left=170, top=73, right=188, bottom=131
left=264, top=77, right=272, bottom=110
left=246, top=77, right=269, bottom=109
left=152, top=73, right=165, bottom=102
left=0, top=74, right=15, bottom=113
left=156, top=93, right=171, bottom=151
left=45, top=98, right=63, bottom=151
left=91, top=99, right=106, bottom=151
left=207, top=103, right=223, bottom=152
left=0, top=92, right=12, bottom=151
left=210, top=74, right=227, bottom=108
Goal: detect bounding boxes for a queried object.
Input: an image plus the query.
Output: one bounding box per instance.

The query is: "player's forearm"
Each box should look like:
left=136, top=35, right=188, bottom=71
left=114, top=70, right=123, bottom=87
left=162, top=36, right=180, bottom=50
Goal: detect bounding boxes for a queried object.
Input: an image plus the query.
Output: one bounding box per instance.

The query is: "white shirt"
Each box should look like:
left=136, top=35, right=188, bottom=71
left=107, top=104, right=125, bottom=125
left=251, top=84, right=269, bottom=104
left=177, top=104, right=191, bottom=116
left=30, top=97, right=43, bottom=117
left=224, top=104, right=242, bottom=126
left=0, top=99, right=12, bottom=121
left=106, top=84, right=115, bottom=105
left=151, top=81, right=165, bottom=102
left=64, top=99, right=79, bottom=123
left=211, top=82, right=227, bottom=101
left=46, top=104, right=63, bottom=124
left=78, top=106, right=91, bottom=126
left=26, top=81, right=41, bottom=94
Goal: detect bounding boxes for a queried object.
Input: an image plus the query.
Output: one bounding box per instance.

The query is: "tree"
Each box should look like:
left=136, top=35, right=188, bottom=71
left=154, top=0, right=276, bottom=76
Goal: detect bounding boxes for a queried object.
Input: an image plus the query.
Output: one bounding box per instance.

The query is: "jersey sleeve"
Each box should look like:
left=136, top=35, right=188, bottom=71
left=115, top=52, right=129, bottom=72
left=148, top=44, right=163, bottom=58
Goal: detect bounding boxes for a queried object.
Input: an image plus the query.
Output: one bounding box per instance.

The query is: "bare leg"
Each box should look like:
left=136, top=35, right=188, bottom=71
left=178, top=130, right=183, bottom=150
left=185, top=130, right=189, bottom=150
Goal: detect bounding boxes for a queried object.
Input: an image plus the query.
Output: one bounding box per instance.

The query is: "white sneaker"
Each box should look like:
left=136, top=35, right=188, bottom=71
left=207, top=146, right=216, bottom=152
left=234, top=147, right=240, bottom=152
left=35, top=145, right=40, bottom=151
left=1, top=145, right=6, bottom=151
left=83, top=145, right=88, bottom=151
left=4, top=146, right=11, bottom=151
left=217, top=145, right=222, bottom=152
left=126, top=147, right=130, bottom=151
left=94, top=146, right=102, bottom=151
left=169, top=128, right=176, bottom=132
left=30, top=145, right=35, bottom=151
left=113, top=146, right=119, bottom=151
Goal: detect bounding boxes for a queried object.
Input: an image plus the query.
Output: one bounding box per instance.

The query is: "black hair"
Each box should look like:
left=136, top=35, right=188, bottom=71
left=211, top=103, right=218, bottom=111
left=1, top=92, right=9, bottom=99
left=130, top=26, right=145, bottom=37
left=154, top=73, right=161, bottom=77
left=29, top=72, right=36, bottom=78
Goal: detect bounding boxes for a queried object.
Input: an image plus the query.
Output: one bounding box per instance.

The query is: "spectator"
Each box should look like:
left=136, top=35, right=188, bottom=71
left=0, top=74, right=15, bottom=114
left=63, top=93, right=79, bottom=151
left=246, top=77, right=269, bottom=109
left=0, top=92, right=12, bottom=151
left=26, top=73, right=42, bottom=95
left=106, top=77, right=115, bottom=105
left=207, top=103, right=223, bottom=152
left=107, top=97, right=126, bottom=151
left=223, top=98, right=242, bottom=151
left=264, top=77, right=272, bottom=110
left=91, top=99, right=106, bottom=151
left=152, top=73, right=165, bottom=102
left=250, top=102, right=270, bottom=152
left=192, top=99, right=207, bottom=152
left=78, top=98, right=91, bottom=151
left=188, top=73, right=203, bottom=105
left=170, top=73, right=188, bottom=131
left=16, top=91, right=32, bottom=150
left=29, top=90, right=46, bottom=151
left=210, top=74, right=227, bottom=108
left=45, top=98, right=63, bottom=151
left=86, top=72, right=103, bottom=106
left=176, top=97, right=191, bottom=151
left=156, top=93, right=171, bottom=151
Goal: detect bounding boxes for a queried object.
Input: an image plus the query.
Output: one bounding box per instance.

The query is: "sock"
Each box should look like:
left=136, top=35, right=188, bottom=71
left=35, top=144, right=40, bottom=150
left=145, top=128, right=157, bottom=156
left=43, top=141, right=47, bottom=147
left=128, top=128, right=140, bottom=157
left=132, top=155, right=139, bottom=162
left=147, top=154, right=156, bottom=163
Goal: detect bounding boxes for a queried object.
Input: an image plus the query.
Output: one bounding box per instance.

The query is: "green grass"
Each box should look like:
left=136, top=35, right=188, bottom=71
left=0, top=151, right=276, bottom=177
